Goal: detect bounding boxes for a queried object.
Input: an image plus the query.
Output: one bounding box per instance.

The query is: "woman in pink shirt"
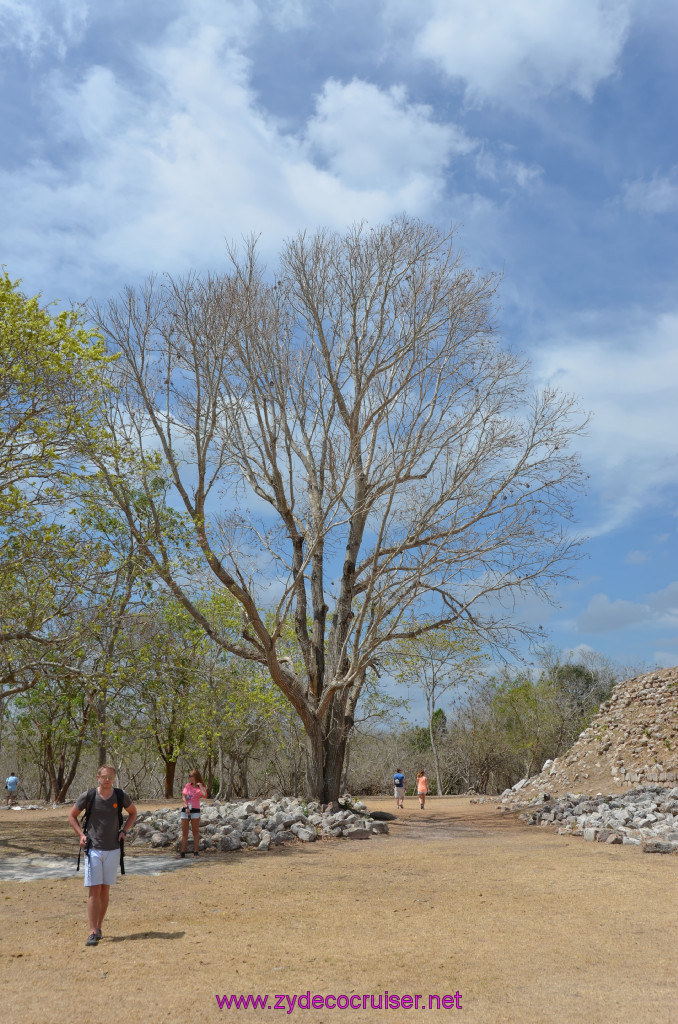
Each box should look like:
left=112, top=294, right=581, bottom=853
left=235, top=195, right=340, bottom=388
left=178, top=769, right=208, bottom=858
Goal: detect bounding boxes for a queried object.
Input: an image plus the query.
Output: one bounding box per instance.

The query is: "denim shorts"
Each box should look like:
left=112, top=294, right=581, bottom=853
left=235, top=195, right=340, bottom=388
left=84, top=848, right=119, bottom=887
left=180, top=809, right=201, bottom=820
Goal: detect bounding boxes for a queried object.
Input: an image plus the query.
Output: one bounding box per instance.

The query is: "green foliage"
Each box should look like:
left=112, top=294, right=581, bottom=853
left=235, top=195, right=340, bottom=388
left=406, top=724, right=432, bottom=754
left=101, top=592, right=287, bottom=796
left=490, top=675, right=557, bottom=776
left=431, top=707, right=447, bottom=734
left=14, top=674, right=93, bottom=802
left=0, top=271, right=109, bottom=522
left=550, top=661, right=614, bottom=720
left=0, top=273, right=122, bottom=703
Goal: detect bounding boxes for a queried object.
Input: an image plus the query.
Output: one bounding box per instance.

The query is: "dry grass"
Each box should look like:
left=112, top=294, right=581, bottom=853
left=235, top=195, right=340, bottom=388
left=1, top=796, right=676, bottom=1024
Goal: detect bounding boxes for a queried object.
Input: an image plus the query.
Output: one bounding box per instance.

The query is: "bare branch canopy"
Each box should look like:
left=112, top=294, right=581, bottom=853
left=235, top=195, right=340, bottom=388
left=88, top=216, right=588, bottom=801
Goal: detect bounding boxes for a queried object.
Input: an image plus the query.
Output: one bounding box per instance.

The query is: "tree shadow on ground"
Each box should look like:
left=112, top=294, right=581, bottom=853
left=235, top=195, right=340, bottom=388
left=389, top=806, right=531, bottom=841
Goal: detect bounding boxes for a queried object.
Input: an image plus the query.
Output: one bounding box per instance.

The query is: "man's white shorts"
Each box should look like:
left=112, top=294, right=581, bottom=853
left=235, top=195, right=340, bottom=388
left=394, top=787, right=404, bottom=800
left=84, top=848, right=119, bottom=887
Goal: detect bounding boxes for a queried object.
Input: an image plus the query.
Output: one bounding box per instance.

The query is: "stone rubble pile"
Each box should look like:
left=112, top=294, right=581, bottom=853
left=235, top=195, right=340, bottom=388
left=132, top=794, right=388, bottom=854
left=518, top=785, right=678, bottom=853
left=501, top=667, right=678, bottom=804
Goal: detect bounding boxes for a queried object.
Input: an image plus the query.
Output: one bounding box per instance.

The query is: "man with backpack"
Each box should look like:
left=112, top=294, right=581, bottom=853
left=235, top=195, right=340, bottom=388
left=5, top=771, right=19, bottom=805
left=393, top=768, right=405, bottom=809
left=68, top=765, right=137, bottom=947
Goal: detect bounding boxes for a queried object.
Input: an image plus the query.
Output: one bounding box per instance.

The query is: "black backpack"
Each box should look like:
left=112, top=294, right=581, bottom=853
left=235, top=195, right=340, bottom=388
left=76, top=787, right=126, bottom=875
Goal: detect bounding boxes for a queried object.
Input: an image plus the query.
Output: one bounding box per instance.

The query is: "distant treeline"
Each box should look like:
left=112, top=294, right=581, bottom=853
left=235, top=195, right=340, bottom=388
left=1, top=651, right=624, bottom=802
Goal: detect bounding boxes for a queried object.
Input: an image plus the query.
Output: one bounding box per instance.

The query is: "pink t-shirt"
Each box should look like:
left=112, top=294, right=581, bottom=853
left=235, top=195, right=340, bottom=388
left=182, top=783, right=205, bottom=810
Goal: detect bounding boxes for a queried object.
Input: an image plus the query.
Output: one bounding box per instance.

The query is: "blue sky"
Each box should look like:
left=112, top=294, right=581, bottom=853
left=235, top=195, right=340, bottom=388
left=1, top=0, right=677, bottom=675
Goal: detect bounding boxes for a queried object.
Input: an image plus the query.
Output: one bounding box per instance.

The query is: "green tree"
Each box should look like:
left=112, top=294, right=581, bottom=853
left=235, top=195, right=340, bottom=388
left=189, top=661, right=285, bottom=799
left=0, top=273, right=112, bottom=710
left=14, top=673, right=93, bottom=803
left=0, top=271, right=107, bottom=527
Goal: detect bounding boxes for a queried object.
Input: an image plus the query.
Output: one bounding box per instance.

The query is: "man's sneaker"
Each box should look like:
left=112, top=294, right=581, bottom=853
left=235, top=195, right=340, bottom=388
left=85, top=933, right=99, bottom=946
left=95, top=929, right=102, bottom=940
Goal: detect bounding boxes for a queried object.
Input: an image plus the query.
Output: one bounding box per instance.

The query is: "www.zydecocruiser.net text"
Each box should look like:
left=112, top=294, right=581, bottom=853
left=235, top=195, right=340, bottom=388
left=215, top=991, right=463, bottom=1012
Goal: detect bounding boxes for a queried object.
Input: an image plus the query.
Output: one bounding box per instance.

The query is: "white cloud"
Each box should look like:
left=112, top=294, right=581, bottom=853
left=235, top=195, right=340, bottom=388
left=262, top=0, right=310, bottom=32
left=533, top=310, right=678, bottom=536
left=0, top=0, right=88, bottom=60
left=507, top=160, right=543, bottom=189
left=305, top=79, right=472, bottom=192
left=577, top=580, right=678, bottom=634
left=399, top=0, right=633, bottom=106
left=624, top=550, right=648, bottom=565
left=577, top=593, right=650, bottom=633
left=648, top=582, right=678, bottom=623
left=562, top=642, right=597, bottom=661
left=0, top=11, right=468, bottom=297
left=475, top=148, right=542, bottom=189
left=623, top=168, right=678, bottom=214
left=652, top=650, right=678, bottom=668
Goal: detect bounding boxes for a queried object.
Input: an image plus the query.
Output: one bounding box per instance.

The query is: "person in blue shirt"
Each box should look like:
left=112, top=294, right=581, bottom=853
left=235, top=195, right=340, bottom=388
left=393, top=769, right=405, bottom=809
left=5, top=772, right=19, bottom=806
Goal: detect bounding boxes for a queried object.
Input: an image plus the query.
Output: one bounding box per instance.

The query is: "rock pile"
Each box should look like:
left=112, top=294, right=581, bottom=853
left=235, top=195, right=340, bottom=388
left=520, top=785, right=678, bottom=853
left=132, top=795, right=388, bottom=854
left=502, top=667, right=678, bottom=803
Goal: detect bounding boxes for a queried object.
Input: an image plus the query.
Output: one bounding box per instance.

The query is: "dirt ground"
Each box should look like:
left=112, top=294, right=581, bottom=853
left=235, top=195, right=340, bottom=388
left=1, top=796, right=676, bottom=1024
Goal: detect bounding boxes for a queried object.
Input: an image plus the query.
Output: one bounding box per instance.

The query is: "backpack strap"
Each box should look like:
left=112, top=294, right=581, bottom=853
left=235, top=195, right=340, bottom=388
left=114, top=787, right=126, bottom=875
left=76, top=788, right=97, bottom=872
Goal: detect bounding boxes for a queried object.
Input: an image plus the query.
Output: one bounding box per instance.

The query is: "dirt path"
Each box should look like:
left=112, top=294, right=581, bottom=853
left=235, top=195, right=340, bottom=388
left=1, top=797, right=676, bottom=1024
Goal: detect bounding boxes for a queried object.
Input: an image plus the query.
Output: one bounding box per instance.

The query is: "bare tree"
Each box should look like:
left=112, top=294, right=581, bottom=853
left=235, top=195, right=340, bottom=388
left=89, top=217, right=587, bottom=802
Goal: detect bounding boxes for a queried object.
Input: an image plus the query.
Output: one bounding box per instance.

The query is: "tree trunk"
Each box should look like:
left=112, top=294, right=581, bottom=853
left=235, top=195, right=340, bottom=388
left=214, top=743, right=225, bottom=801
left=45, top=738, right=86, bottom=803
left=237, top=760, right=249, bottom=799
left=164, top=759, right=177, bottom=798
left=97, top=695, right=107, bottom=767
left=226, top=756, right=235, bottom=801
left=428, top=716, right=444, bottom=797
left=304, top=699, right=350, bottom=803
left=341, top=736, right=351, bottom=794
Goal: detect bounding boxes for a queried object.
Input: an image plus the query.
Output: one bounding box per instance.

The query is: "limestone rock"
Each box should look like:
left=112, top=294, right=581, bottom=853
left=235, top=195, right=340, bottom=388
left=132, top=793, right=387, bottom=857
left=642, top=840, right=678, bottom=854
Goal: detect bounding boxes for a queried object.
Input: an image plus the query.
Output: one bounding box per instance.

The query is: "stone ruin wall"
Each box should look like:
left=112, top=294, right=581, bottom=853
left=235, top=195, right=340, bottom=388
left=506, top=666, right=678, bottom=802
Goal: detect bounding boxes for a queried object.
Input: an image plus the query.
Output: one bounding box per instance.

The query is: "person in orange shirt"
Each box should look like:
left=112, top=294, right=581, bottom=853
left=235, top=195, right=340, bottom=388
left=416, top=770, right=429, bottom=809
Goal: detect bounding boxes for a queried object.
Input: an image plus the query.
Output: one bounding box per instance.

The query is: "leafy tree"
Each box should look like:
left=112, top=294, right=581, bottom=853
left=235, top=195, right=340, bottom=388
left=0, top=271, right=107, bottom=527
left=0, top=273, right=113, bottom=711
left=112, top=599, right=209, bottom=798
left=488, top=674, right=568, bottom=779
left=89, top=217, right=587, bottom=801
left=550, top=660, right=615, bottom=721
left=110, top=593, right=284, bottom=798
left=0, top=528, right=109, bottom=702
left=14, top=673, right=93, bottom=803
left=191, top=662, right=285, bottom=799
